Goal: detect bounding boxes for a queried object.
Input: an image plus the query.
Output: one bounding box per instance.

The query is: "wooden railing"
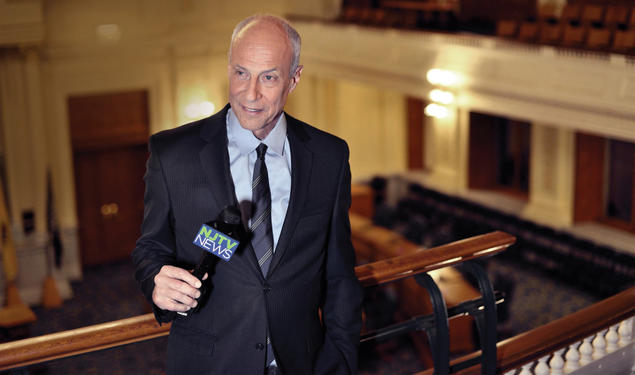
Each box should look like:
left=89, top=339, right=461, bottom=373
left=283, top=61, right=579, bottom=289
left=0, top=231, right=515, bottom=371
left=417, top=285, right=635, bottom=375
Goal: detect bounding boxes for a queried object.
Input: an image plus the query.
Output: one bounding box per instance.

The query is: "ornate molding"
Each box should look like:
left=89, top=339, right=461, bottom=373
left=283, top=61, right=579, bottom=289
left=296, top=21, right=635, bottom=141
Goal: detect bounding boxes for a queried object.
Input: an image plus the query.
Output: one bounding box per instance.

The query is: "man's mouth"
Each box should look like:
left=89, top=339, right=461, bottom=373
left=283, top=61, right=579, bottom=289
left=243, top=105, right=262, bottom=113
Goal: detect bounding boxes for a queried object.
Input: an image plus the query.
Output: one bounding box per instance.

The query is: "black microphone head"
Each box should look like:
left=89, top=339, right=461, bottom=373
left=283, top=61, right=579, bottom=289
left=218, top=205, right=241, bottom=225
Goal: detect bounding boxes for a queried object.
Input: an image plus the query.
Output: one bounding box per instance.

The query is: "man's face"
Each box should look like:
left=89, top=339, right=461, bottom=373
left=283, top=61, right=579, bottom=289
left=228, top=21, right=302, bottom=140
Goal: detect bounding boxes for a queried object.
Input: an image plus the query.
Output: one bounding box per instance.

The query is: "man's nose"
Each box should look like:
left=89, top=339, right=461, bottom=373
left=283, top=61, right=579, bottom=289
left=245, top=78, right=260, bottom=102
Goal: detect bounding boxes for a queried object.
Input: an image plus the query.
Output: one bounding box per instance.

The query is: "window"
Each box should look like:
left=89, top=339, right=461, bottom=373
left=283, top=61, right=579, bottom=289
left=574, top=133, right=635, bottom=233
left=468, top=112, right=530, bottom=198
left=605, top=139, right=634, bottom=225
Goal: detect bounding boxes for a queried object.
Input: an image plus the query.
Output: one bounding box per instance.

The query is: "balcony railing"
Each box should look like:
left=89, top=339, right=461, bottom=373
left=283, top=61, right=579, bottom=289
left=0, top=229, right=514, bottom=371
left=416, top=286, right=634, bottom=374
left=0, top=221, right=631, bottom=374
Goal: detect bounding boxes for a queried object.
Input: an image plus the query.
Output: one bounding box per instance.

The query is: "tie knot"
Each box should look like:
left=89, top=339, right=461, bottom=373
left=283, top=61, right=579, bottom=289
left=256, top=143, right=268, bottom=160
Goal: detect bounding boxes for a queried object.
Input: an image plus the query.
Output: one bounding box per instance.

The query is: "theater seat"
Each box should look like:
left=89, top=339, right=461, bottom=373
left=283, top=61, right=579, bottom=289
left=604, top=5, right=630, bottom=28
left=517, top=21, right=539, bottom=42
left=581, top=5, right=605, bottom=26
left=538, top=20, right=563, bottom=45
left=497, top=20, right=518, bottom=38
left=586, top=26, right=611, bottom=50
left=561, top=22, right=586, bottom=47
left=613, top=29, right=635, bottom=54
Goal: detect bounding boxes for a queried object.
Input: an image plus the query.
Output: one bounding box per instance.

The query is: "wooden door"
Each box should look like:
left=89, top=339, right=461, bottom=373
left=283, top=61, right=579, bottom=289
left=407, top=97, right=425, bottom=170
left=68, top=91, right=149, bottom=266
left=468, top=112, right=500, bottom=190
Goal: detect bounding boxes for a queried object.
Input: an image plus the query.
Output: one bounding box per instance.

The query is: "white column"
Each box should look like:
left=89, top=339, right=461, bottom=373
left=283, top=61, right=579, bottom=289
left=564, top=341, right=581, bottom=373
left=618, top=317, right=633, bottom=347
left=549, top=348, right=565, bottom=375
left=606, top=324, right=619, bottom=352
left=0, top=50, right=32, bottom=235
left=0, top=48, right=47, bottom=238
left=23, top=48, right=47, bottom=237
left=591, top=329, right=608, bottom=360
left=424, top=107, right=463, bottom=192
left=523, top=123, right=575, bottom=227
left=579, top=336, right=594, bottom=366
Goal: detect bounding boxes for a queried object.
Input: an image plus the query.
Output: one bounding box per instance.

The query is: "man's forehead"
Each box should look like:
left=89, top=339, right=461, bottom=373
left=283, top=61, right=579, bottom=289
left=229, top=23, right=292, bottom=71
left=233, top=22, right=290, bottom=54
left=236, top=19, right=286, bottom=40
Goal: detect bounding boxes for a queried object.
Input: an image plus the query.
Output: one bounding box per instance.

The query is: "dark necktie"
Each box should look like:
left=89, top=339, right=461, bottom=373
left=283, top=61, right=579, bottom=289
left=251, top=143, right=274, bottom=276
left=251, top=143, right=276, bottom=368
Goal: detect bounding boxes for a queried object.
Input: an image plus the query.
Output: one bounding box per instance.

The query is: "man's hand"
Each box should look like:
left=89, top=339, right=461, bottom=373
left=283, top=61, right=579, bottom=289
left=152, top=265, right=206, bottom=312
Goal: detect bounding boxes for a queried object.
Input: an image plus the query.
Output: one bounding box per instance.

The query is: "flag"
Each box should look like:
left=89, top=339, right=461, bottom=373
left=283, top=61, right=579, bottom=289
left=0, top=178, right=17, bottom=282
left=46, top=169, right=63, bottom=268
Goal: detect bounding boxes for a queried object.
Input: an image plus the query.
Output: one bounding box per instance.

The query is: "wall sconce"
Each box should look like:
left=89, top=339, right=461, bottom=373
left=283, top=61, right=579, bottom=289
left=424, top=103, right=449, bottom=119
left=96, top=24, right=122, bottom=43
left=426, top=68, right=460, bottom=87
left=428, top=89, right=454, bottom=105
left=185, top=101, right=215, bottom=120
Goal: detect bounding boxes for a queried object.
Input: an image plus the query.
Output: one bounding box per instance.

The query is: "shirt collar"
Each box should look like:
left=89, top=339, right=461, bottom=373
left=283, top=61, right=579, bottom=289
left=227, top=108, right=287, bottom=157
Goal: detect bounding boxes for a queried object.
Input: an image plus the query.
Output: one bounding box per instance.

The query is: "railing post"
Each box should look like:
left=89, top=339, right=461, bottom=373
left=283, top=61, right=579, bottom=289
left=461, top=262, right=498, bottom=375
left=415, top=273, right=450, bottom=375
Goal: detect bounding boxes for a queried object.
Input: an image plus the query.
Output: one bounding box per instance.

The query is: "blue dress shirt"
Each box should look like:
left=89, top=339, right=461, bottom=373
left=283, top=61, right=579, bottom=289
left=226, top=108, right=292, bottom=254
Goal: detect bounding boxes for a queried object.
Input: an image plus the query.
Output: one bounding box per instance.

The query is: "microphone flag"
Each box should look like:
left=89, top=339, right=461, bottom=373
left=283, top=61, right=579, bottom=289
left=193, top=224, right=240, bottom=261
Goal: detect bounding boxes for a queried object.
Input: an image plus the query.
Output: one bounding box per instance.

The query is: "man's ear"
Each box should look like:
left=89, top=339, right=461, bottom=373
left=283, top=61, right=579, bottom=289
left=288, top=65, right=304, bottom=93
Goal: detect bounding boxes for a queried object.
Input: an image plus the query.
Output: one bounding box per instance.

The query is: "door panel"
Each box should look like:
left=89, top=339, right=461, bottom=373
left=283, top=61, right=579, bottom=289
left=69, top=90, right=149, bottom=266
left=73, top=146, right=147, bottom=265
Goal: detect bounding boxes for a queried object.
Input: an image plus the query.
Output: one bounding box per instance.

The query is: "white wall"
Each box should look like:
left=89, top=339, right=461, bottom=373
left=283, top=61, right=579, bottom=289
left=287, top=75, right=408, bottom=181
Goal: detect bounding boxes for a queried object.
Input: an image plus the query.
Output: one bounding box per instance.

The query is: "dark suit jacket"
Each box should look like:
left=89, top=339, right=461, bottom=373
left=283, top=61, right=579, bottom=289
left=132, top=104, right=363, bottom=375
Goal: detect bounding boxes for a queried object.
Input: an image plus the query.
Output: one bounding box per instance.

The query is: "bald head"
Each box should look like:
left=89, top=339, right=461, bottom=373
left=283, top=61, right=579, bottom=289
left=229, top=14, right=301, bottom=78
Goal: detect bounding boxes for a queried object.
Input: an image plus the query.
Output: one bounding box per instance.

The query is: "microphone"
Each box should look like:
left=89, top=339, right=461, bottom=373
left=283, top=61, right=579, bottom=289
left=180, top=205, right=242, bottom=316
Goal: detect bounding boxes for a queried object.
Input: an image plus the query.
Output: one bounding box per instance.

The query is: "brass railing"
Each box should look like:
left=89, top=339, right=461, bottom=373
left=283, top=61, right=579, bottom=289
left=0, top=230, right=515, bottom=371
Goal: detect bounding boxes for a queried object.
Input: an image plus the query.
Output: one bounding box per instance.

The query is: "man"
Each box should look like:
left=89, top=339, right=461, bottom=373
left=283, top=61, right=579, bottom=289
left=132, top=14, right=363, bottom=375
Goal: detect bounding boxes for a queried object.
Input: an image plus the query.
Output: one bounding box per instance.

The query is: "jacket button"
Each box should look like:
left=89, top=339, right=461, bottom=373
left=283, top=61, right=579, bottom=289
left=263, top=284, right=271, bottom=294
left=256, top=343, right=265, bottom=350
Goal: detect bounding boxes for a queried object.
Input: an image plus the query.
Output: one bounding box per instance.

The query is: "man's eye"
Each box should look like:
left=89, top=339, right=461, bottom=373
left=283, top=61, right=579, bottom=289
left=262, top=75, right=277, bottom=82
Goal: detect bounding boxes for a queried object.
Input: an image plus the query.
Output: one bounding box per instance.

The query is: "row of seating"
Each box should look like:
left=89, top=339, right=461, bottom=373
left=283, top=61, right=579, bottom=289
left=369, top=178, right=635, bottom=299
left=497, top=19, right=635, bottom=53
left=337, top=5, right=458, bottom=31
left=497, top=4, right=635, bottom=54
left=556, top=3, right=635, bottom=28
left=335, top=2, right=635, bottom=55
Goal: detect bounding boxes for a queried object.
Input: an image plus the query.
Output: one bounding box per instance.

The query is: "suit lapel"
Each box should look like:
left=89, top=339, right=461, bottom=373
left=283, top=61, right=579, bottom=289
left=198, top=105, right=237, bottom=209
left=199, top=105, right=264, bottom=277
left=267, top=114, right=313, bottom=277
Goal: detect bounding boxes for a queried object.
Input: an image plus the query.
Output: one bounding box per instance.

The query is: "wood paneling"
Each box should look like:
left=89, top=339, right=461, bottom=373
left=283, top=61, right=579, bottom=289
left=468, top=112, right=500, bottom=189
left=407, top=97, right=425, bottom=170
left=68, top=90, right=149, bottom=266
left=574, top=132, right=605, bottom=222
left=73, top=145, right=147, bottom=266
left=68, top=91, right=149, bottom=151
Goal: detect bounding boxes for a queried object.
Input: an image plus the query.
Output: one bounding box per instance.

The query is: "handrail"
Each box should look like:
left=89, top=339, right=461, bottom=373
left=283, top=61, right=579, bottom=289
left=0, top=230, right=515, bottom=371
left=0, top=313, right=170, bottom=370
left=355, top=231, right=514, bottom=287
left=416, top=285, right=635, bottom=375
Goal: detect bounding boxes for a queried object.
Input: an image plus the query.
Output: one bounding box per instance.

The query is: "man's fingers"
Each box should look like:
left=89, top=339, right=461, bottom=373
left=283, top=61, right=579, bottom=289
left=153, top=282, right=199, bottom=309
left=152, top=265, right=204, bottom=312
left=171, top=278, right=202, bottom=299
left=161, top=265, right=202, bottom=288
left=154, top=292, right=196, bottom=312
left=155, top=273, right=201, bottom=299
